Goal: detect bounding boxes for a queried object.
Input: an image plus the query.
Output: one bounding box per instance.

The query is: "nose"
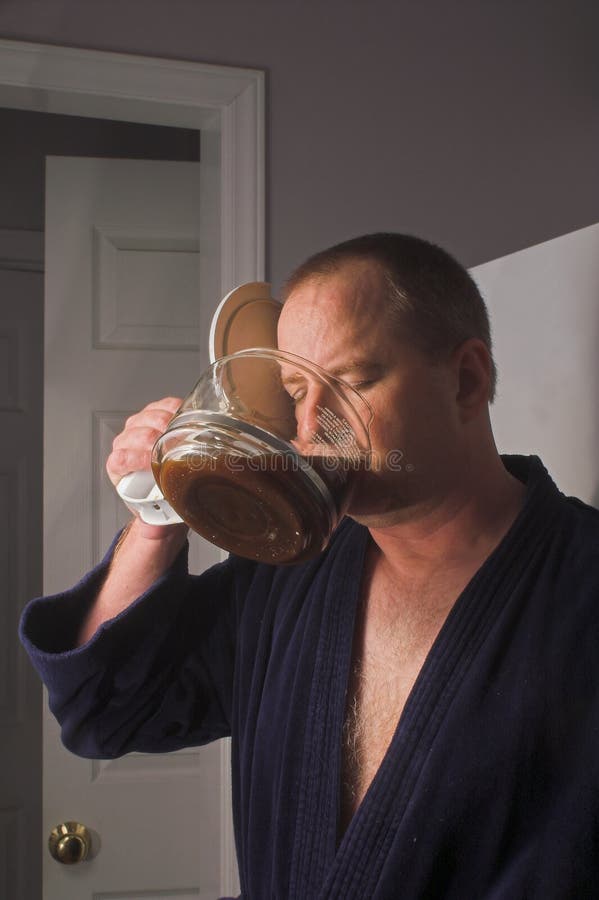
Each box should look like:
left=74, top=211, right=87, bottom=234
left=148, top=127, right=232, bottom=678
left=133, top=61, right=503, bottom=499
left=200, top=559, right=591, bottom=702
left=294, top=384, right=326, bottom=452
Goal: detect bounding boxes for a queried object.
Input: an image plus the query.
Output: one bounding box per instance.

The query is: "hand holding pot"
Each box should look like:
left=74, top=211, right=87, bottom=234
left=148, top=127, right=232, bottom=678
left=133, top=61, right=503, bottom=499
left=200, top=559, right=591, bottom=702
left=108, top=397, right=186, bottom=539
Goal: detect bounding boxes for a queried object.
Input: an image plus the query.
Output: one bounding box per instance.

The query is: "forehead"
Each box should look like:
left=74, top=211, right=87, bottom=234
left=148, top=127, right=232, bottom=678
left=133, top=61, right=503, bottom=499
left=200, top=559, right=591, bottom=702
left=278, top=264, right=392, bottom=370
left=283, top=259, right=387, bottom=318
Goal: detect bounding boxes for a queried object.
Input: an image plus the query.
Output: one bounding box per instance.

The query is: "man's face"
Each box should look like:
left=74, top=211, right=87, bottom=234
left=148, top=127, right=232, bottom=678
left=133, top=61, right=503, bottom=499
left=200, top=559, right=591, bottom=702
left=277, top=260, right=462, bottom=526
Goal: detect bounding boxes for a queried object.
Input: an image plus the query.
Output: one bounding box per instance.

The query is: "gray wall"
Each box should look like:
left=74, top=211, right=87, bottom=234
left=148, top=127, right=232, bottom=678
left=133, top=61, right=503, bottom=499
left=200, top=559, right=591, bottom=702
left=0, top=0, right=597, bottom=290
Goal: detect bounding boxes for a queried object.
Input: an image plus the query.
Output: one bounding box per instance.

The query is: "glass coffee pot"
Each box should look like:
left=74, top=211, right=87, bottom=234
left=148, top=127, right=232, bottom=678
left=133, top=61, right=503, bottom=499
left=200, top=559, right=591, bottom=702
left=117, top=285, right=372, bottom=565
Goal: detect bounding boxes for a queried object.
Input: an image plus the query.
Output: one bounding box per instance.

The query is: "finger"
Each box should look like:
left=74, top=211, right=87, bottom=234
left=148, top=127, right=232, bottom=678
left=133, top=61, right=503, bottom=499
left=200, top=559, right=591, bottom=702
left=107, top=398, right=182, bottom=486
left=139, top=396, right=183, bottom=416
left=124, top=402, right=181, bottom=433
left=108, top=425, right=166, bottom=485
left=112, top=425, right=165, bottom=453
left=106, top=446, right=156, bottom=485
left=146, top=396, right=183, bottom=409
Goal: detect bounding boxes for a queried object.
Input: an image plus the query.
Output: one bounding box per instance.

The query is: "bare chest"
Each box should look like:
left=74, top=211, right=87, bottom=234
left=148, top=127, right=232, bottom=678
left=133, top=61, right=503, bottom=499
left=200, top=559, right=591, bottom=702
left=339, top=571, right=454, bottom=832
left=339, top=635, right=425, bottom=829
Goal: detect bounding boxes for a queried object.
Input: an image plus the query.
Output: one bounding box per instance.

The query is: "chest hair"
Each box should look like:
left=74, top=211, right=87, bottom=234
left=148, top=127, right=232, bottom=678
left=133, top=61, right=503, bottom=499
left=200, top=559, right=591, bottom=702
left=339, top=565, right=458, bottom=831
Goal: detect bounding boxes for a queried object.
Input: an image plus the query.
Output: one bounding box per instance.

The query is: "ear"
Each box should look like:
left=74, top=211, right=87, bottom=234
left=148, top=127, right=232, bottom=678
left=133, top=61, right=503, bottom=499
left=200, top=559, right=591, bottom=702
left=450, top=338, right=493, bottom=421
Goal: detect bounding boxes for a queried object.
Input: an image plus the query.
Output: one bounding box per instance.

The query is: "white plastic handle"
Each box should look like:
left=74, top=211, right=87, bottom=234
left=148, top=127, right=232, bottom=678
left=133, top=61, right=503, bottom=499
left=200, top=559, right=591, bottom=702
left=116, top=471, right=184, bottom=526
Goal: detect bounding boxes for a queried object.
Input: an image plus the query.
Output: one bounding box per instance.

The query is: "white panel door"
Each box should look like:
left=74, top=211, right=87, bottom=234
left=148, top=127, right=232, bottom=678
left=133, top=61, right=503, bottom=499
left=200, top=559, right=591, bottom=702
left=44, top=157, right=237, bottom=899
left=471, top=222, right=599, bottom=506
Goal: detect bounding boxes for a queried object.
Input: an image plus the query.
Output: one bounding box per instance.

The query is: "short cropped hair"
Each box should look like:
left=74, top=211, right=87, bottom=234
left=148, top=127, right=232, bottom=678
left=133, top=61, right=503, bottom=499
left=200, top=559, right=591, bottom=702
left=282, top=232, right=497, bottom=402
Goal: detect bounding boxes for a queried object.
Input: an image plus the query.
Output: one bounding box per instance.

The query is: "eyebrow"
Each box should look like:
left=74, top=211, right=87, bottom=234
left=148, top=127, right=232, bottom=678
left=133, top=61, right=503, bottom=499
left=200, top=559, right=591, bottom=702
left=280, top=372, right=305, bottom=387
left=328, top=362, right=383, bottom=378
left=280, top=361, right=382, bottom=389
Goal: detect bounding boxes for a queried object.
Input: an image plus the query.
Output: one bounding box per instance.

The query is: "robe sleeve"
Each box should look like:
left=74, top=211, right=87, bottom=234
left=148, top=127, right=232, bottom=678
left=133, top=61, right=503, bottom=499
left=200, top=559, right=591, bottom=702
left=19, top=531, right=253, bottom=759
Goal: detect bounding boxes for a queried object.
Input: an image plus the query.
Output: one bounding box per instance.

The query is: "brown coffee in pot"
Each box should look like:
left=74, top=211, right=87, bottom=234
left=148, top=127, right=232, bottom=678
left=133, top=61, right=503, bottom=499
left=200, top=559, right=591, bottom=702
left=153, top=452, right=341, bottom=565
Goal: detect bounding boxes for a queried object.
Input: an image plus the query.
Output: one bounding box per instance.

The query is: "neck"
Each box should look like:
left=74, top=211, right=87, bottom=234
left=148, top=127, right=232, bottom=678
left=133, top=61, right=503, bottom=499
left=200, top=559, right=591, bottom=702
left=361, top=452, right=526, bottom=585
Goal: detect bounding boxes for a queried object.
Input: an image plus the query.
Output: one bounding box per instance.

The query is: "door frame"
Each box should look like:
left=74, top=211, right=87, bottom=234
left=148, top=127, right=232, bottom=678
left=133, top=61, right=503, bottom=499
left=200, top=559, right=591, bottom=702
left=0, top=37, right=265, bottom=292
left=0, top=38, right=264, bottom=896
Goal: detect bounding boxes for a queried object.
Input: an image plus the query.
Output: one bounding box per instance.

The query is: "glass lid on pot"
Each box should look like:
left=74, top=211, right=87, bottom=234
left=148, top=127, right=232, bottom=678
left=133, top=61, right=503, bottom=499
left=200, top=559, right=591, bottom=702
left=209, top=281, right=282, bottom=362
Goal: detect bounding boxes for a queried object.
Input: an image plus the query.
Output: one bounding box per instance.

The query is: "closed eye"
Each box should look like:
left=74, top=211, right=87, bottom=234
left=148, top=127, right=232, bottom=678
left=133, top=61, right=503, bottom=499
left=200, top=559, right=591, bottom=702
left=280, top=372, right=306, bottom=400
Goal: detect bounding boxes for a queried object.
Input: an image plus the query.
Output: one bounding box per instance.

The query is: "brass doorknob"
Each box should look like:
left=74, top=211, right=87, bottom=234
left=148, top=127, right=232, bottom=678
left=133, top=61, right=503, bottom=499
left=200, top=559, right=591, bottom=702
left=48, top=822, right=92, bottom=864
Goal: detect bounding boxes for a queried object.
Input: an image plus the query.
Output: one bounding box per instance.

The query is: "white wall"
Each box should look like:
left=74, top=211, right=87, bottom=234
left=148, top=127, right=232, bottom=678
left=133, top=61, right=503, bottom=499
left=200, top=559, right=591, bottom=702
left=473, top=223, right=599, bottom=505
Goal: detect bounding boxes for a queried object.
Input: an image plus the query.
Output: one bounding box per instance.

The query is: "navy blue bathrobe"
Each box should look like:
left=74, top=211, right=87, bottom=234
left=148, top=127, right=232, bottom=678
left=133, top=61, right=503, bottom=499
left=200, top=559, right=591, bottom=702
left=20, top=456, right=599, bottom=898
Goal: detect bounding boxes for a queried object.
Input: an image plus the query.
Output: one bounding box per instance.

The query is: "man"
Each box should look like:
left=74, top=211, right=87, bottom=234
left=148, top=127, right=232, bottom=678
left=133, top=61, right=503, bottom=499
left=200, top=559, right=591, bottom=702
left=20, top=234, right=599, bottom=898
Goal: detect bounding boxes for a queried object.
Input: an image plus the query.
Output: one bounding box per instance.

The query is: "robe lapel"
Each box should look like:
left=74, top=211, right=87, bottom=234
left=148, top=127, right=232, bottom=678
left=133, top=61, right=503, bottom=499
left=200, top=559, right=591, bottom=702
left=288, top=522, right=368, bottom=899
